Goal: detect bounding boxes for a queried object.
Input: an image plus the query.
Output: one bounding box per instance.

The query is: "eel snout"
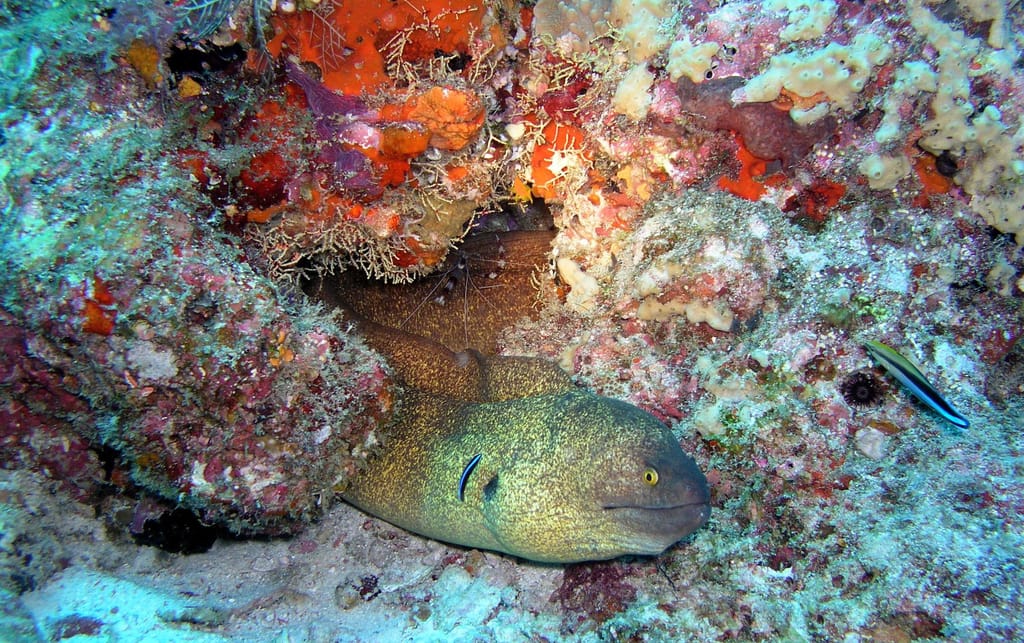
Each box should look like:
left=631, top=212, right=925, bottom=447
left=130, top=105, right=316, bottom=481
left=603, top=478, right=711, bottom=549
left=600, top=501, right=710, bottom=557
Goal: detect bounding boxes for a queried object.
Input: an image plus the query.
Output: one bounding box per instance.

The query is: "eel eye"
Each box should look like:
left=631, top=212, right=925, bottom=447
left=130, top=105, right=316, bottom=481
left=643, top=467, right=659, bottom=486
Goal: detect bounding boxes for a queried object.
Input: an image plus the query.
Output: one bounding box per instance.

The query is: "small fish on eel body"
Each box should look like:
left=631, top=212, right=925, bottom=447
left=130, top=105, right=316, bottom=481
left=308, top=230, right=711, bottom=563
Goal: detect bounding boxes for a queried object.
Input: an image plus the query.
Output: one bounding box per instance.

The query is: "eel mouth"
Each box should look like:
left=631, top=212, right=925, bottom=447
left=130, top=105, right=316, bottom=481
left=603, top=500, right=711, bottom=539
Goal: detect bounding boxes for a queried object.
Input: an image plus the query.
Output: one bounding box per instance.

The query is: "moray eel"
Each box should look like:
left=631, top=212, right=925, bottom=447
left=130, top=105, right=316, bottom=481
left=311, top=231, right=710, bottom=563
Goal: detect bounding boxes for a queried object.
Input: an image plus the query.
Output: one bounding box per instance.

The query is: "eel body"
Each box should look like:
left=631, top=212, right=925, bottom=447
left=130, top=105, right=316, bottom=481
left=311, top=231, right=710, bottom=563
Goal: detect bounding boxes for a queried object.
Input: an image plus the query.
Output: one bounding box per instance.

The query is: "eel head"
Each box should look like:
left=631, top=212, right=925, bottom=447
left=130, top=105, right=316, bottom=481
left=474, top=391, right=710, bottom=563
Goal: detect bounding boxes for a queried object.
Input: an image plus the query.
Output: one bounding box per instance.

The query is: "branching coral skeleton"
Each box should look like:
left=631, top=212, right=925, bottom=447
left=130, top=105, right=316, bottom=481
left=381, top=3, right=482, bottom=86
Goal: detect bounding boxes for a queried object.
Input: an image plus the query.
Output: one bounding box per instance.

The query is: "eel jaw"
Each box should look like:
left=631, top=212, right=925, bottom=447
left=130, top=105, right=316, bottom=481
left=601, top=501, right=712, bottom=554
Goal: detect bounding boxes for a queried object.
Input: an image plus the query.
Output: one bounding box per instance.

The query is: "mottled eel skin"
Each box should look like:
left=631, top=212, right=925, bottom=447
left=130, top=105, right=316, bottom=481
left=312, top=231, right=710, bottom=563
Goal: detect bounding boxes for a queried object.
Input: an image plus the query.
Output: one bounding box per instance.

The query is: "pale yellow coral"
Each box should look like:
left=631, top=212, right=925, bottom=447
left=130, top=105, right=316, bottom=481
left=858, top=154, right=912, bottom=190
left=666, top=37, right=720, bottom=84
left=735, top=32, right=892, bottom=122
left=611, top=64, right=655, bottom=120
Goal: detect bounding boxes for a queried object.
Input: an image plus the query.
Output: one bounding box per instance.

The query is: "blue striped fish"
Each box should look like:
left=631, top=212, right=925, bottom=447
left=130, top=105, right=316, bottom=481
left=457, top=453, right=482, bottom=502
left=863, top=340, right=969, bottom=429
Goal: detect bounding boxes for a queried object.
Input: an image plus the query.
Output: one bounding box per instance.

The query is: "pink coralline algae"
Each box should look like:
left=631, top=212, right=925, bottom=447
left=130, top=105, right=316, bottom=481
left=3, top=241, right=393, bottom=532
left=2, top=105, right=394, bottom=533
left=554, top=561, right=639, bottom=630
left=0, top=317, right=105, bottom=503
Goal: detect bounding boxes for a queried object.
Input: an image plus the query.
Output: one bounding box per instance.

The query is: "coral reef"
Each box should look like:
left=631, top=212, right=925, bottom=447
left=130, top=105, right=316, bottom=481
left=1, top=0, right=1023, bottom=640
left=0, top=0, right=392, bottom=537
left=233, top=0, right=512, bottom=282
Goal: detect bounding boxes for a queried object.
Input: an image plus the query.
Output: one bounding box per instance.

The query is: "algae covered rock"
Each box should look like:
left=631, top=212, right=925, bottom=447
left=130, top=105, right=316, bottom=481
left=0, top=0, right=394, bottom=534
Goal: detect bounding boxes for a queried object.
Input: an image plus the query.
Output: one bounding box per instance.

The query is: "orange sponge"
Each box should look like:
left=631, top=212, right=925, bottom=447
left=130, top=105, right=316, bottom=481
left=266, top=0, right=485, bottom=95
left=717, top=135, right=786, bottom=201
left=403, top=87, right=484, bottom=150
left=531, top=122, right=588, bottom=200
